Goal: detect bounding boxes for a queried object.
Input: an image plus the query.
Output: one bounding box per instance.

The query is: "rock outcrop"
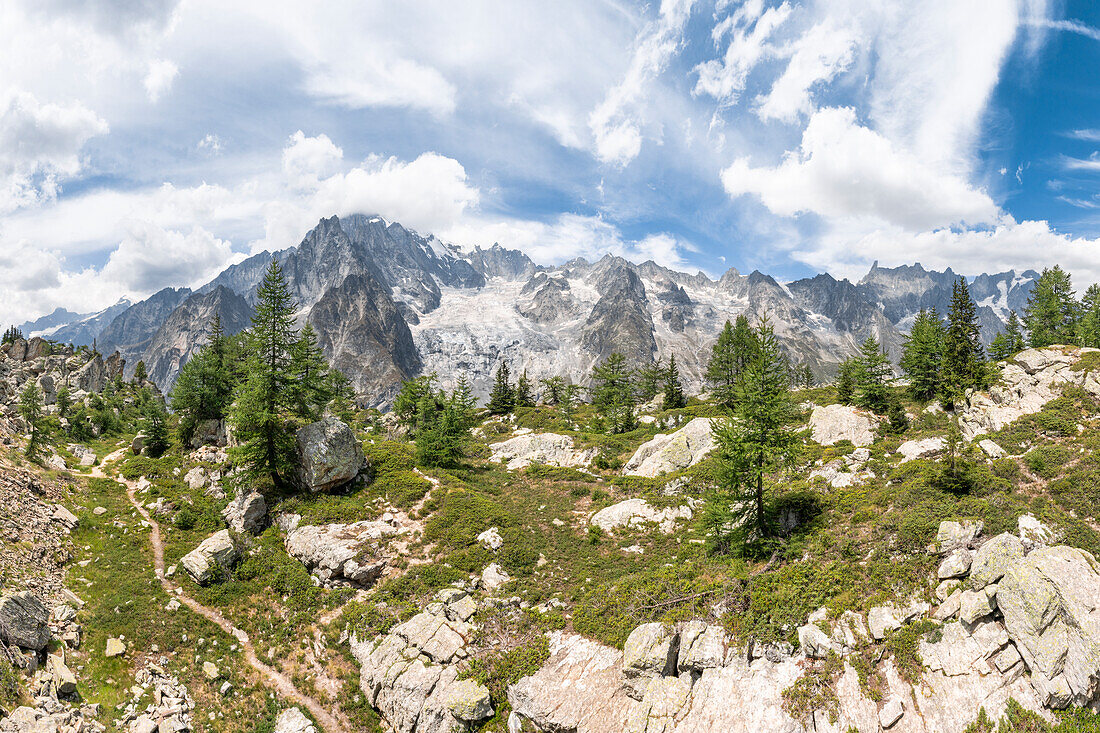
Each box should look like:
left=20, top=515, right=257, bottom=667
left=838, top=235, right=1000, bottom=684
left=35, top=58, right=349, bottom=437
left=222, top=491, right=267, bottom=535
left=808, top=404, right=879, bottom=446
left=590, top=498, right=694, bottom=535
left=295, top=417, right=365, bottom=492
left=284, top=519, right=403, bottom=587
left=0, top=591, right=50, bottom=651
left=489, top=433, right=597, bottom=471
left=622, top=418, right=717, bottom=477
left=180, top=530, right=239, bottom=586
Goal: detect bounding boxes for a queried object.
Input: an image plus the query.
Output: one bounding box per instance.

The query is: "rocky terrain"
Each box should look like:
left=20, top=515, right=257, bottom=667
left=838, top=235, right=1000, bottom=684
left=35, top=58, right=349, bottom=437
left=17, top=214, right=1038, bottom=405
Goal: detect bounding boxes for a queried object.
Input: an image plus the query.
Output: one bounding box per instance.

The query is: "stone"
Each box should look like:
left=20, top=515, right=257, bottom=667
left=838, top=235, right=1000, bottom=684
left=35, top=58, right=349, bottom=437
left=830, top=610, right=870, bottom=651
left=935, top=579, right=962, bottom=602
left=937, top=548, right=973, bottom=579
left=50, top=656, right=78, bottom=696
left=190, top=418, right=227, bottom=448
left=935, top=520, right=983, bottom=553
left=203, top=661, right=220, bottom=679
left=622, top=417, right=717, bottom=477
left=444, top=678, right=493, bottom=721
left=51, top=504, right=79, bottom=530
left=622, top=622, right=678, bottom=678
left=879, top=696, right=904, bottom=728
left=477, top=526, right=503, bottom=551
left=222, top=491, right=267, bottom=535
left=996, top=545, right=1100, bottom=707
left=797, top=624, right=834, bottom=659
left=1018, top=514, right=1054, bottom=549
left=677, top=621, right=727, bottom=672
left=979, top=439, right=1007, bottom=459
left=969, top=533, right=1025, bottom=589
left=589, top=498, right=693, bottom=535
left=131, top=432, right=146, bottom=455
left=896, top=437, right=946, bottom=463
left=295, top=417, right=364, bottom=492
left=867, top=605, right=901, bottom=640
left=273, top=707, right=318, bottom=733
left=0, top=591, right=50, bottom=650
left=285, top=521, right=398, bottom=587
left=180, top=529, right=240, bottom=586
left=808, top=404, right=879, bottom=446
left=481, top=563, right=511, bottom=591
left=933, top=590, right=962, bottom=622
left=958, top=587, right=998, bottom=624
left=105, top=637, right=126, bottom=657
left=184, top=466, right=208, bottom=490
left=489, top=432, right=597, bottom=471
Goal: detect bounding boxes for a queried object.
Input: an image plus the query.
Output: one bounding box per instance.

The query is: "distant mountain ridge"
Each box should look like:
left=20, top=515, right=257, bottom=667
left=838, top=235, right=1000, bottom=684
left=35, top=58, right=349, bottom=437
left=20, top=215, right=1040, bottom=405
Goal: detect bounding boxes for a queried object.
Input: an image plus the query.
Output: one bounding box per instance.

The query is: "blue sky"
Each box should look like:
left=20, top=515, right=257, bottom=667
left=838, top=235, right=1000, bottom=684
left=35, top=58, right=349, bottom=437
left=2, top=0, right=1100, bottom=323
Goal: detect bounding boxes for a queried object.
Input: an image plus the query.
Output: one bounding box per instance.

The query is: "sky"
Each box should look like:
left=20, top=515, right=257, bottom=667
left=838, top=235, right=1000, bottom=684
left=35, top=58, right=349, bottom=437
left=3, top=0, right=1100, bottom=324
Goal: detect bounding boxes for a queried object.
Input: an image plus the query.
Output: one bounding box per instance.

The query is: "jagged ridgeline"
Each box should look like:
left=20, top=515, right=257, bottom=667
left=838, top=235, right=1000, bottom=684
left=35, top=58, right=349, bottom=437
left=16, top=214, right=1041, bottom=407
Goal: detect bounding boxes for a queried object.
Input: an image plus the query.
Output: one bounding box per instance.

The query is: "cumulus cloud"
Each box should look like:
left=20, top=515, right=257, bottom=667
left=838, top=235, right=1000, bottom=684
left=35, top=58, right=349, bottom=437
left=143, top=58, right=179, bottom=102
left=722, top=107, right=999, bottom=231
left=754, top=19, right=856, bottom=123
left=0, top=88, right=109, bottom=214
left=99, top=220, right=239, bottom=292
left=282, top=130, right=343, bottom=188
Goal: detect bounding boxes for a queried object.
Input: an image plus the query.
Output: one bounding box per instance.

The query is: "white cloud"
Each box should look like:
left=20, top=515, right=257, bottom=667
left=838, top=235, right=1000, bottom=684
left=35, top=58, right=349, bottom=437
left=0, top=88, right=109, bottom=214
left=754, top=19, right=856, bottom=123
left=1066, top=129, right=1100, bottom=142
left=302, top=55, right=456, bottom=116
left=1061, top=153, right=1100, bottom=172
left=99, top=220, right=239, bottom=292
left=143, top=58, right=178, bottom=102
left=721, top=107, right=999, bottom=231
left=282, top=130, right=343, bottom=188
left=197, top=133, right=221, bottom=153
left=693, top=0, right=792, bottom=106
left=589, top=0, right=697, bottom=166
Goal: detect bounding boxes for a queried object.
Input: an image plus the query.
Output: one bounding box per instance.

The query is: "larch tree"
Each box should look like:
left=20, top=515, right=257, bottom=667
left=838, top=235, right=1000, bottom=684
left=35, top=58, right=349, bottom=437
left=705, top=315, right=757, bottom=410
left=663, top=354, right=686, bottom=409
left=487, top=361, right=515, bottom=415
left=900, top=308, right=944, bottom=401
left=1025, top=266, right=1079, bottom=348
left=941, top=277, right=987, bottom=402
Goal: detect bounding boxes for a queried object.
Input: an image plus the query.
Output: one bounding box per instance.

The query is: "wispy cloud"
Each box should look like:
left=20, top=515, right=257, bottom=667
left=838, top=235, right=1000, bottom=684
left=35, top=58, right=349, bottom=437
left=1061, top=153, right=1100, bottom=172
left=1065, top=128, right=1100, bottom=142
left=1028, top=18, right=1100, bottom=43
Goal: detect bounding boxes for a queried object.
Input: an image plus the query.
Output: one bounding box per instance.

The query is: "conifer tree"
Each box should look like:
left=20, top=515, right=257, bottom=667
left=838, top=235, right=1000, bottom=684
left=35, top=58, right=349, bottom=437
left=853, top=336, right=892, bottom=413
left=941, top=277, right=987, bottom=401
left=835, top=358, right=858, bottom=405
left=705, top=316, right=757, bottom=410
left=886, top=398, right=909, bottom=434
left=487, top=361, right=515, bottom=415
left=796, top=364, right=814, bottom=389
left=171, top=317, right=236, bottom=443
left=712, top=317, right=799, bottom=542
left=987, top=332, right=1014, bottom=362
left=144, top=400, right=171, bottom=458
left=515, top=369, right=535, bottom=408
left=395, top=374, right=439, bottom=429
left=19, top=381, right=45, bottom=462
left=540, top=376, right=566, bottom=406
left=900, top=309, right=944, bottom=401
left=1025, top=266, right=1079, bottom=347
left=591, top=353, right=636, bottom=433
left=55, top=386, right=71, bottom=419
left=635, top=358, right=665, bottom=402
left=663, top=354, right=685, bottom=409
left=230, top=258, right=298, bottom=487
left=451, top=373, right=477, bottom=418
left=559, top=383, right=582, bottom=424
left=289, top=323, right=333, bottom=420
left=2, top=326, right=22, bottom=345
left=1077, top=284, right=1100, bottom=348
left=133, top=360, right=147, bottom=383
left=1004, top=310, right=1026, bottom=354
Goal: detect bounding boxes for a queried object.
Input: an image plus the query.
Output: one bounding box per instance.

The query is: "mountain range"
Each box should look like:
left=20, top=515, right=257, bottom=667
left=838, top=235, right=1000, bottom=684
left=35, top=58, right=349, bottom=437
left=18, top=214, right=1038, bottom=406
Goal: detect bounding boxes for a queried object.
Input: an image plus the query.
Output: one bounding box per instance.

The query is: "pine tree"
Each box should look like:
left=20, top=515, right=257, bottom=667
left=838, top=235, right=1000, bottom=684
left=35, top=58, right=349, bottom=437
left=55, top=386, right=71, bottom=419
left=515, top=370, right=535, bottom=408
left=663, top=354, right=686, bottom=409
left=395, top=375, right=439, bottom=428
left=19, top=381, right=45, bottom=461
left=144, top=400, right=171, bottom=457
left=1077, top=284, right=1100, bottom=348
left=796, top=364, right=814, bottom=389
left=900, top=309, right=945, bottom=401
left=133, top=360, right=148, bottom=383
left=540, top=376, right=566, bottom=406
left=590, top=353, right=636, bottom=434
left=230, top=258, right=298, bottom=487
left=289, top=323, right=333, bottom=420
left=171, top=318, right=236, bottom=444
left=1004, top=310, right=1026, bottom=354
left=487, top=361, right=515, bottom=415
left=706, top=316, right=757, bottom=410
left=886, top=398, right=909, bottom=434
left=451, top=373, right=477, bottom=419
left=854, top=336, right=892, bottom=413
left=698, top=490, right=738, bottom=556
left=713, top=317, right=799, bottom=542
left=988, top=332, right=1014, bottom=362
left=942, top=278, right=987, bottom=402
left=1025, top=266, right=1079, bottom=347
left=2, top=326, right=22, bottom=345
left=559, top=383, right=582, bottom=424
left=635, top=358, right=665, bottom=402
left=835, top=358, right=858, bottom=405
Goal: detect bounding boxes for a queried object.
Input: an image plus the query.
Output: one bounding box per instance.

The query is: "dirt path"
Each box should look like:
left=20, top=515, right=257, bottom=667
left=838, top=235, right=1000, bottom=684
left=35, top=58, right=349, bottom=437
left=90, top=449, right=345, bottom=732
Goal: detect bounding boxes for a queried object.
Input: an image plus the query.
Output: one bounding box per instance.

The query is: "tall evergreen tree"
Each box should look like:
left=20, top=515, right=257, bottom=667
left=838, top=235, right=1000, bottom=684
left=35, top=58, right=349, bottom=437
left=230, top=258, right=298, bottom=487
left=486, top=361, right=515, bottom=415
left=540, top=376, right=566, bottom=406
left=663, top=354, right=686, bottom=409
left=1077, top=284, right=1100, bottom=348
left=713, top=317, right=799, bottom=542
left=988, top=332, right=1015, bottom=362
left=171, top=319, right=236, bottom=443
left=143, top=400, right=171, bottom=458
left=941, top=278, right=987, bottom=401
left=2, top=326, right=22, bottom=345
left=288, top=323, right=333, bottom=420
left=55, top=385, right=71, bottom=420
left=705, top=316, right=757, bottom=409
left=835, top=358, right=858, bottom=405
left=590, top=353, right=636, bottom=434
left=514, top=369, right=535, bottom=408
left=900, top=309, right=945, bottom=401
left=451, top=373, right=477, bottom=417
left=133, top=360, right=148, bottom=383
left=559, top=383, right=582, bottom=424
left=854, top=336, right=892, bottom=413
left=635, top=358, right=665, bottom=402
left=1004, top=310, right=1027, bottom=354
left=1025, top=266, right=1079, bottom=347
left=19, top=381, right=45, bottom=462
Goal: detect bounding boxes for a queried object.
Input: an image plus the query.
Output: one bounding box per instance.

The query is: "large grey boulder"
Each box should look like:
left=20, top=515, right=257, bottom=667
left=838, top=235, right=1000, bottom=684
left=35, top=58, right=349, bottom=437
left=222, top=491, right=267, bottom=535
left=935, top=520, right=983, bottom=553
left=0, top=591, right=50, bottom=650
left=969, top=533, right=1025, bottom=589
left=489, top=433, right=597, bottom=471
left=808, top=404, right=879, bottom=446
left=295, top=417, right=364, bottom=492
left=622, top=622, right=678, bottom=679
left=285, top=520, right=399, bottom=586
left=997, top=545, right=1100, bottom=708
left=180, top=530, right=239, bottom=586
left=622, top=417, right=717, bottom=477
left=189, top=418, right=227, bottom=448
left=589, top=498, right=693, bottom=535
left=273, top=707, right=317, bottom=733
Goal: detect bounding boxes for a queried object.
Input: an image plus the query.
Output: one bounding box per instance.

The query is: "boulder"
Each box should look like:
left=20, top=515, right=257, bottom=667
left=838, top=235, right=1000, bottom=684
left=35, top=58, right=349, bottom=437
left=285, top=521, right=398, bottom=586
left=958, top=587, right=998, bottom=624
left=937, top=548, right=973, bottom=579
left=443, top=679, right=493, bottom=722
left=476, top=527, right=503, bottom=551
left=797, top=624, right=834, bottom=659
left=489, top=433, right=597, bottom=471
left=105, top=637, right=126, bottom=657
left=969, top=533, right=1025, bottom=589
left=1018, top=514, right=1055, bottom=550
left=589, top=498, right=693, bottom=535
left=480, top=563, right=511, bottom=591
left=189, top=418, right=227, bottom=448
left=897, top=437, right=946, bottom=463
left=935, top=520, right=983, bottom=553
left=622, top=622, right=678, bottom=679
left=879, top=695, right=904, bottom=728
left=72, top=354, right=107, bottom=393
left=184, top=466, right=208, bottom=490
left=622, top=417, right=717, bottom=477
left=180, top=530, right=239, bottom=586
left=997, top=545, right=1100, bottom=707
left=295, top=417, right=364, bottom=492
left=131, top=432, right=146, bottom=455
left=222, top=491, right=267, bottom=535
left=0, top=591, right=50, bottom=650
left=49, top=656, right=78, bottom=696
left=677, top=621, right=727, bottom=672
left=273, top=707, right=317, bottom=733
left=808, top=404, right=879, bottom=446
left=979, top=439, right=1007, bottom=459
